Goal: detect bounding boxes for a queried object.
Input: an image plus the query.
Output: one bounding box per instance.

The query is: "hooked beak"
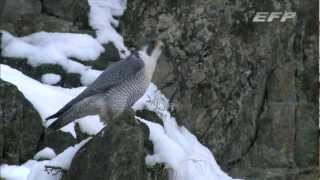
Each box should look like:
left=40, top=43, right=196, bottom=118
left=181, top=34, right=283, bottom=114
left=142, top=39, right=164, bottom=56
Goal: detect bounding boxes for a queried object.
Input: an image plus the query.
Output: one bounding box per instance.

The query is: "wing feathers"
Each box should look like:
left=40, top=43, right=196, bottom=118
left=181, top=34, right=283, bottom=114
left=45, top=53, right=144, bottom=123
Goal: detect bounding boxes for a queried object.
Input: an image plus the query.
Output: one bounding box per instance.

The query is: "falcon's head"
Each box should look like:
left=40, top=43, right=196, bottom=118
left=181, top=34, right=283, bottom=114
left=139, top=39, right=164, bottom=63
left=138, top=39, right=164, bottom=80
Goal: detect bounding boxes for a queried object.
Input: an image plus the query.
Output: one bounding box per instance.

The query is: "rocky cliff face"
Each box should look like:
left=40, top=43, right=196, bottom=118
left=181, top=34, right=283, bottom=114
left=122, top=0, right=319, bottom=178
left=0, top=0, right=318, bottom=179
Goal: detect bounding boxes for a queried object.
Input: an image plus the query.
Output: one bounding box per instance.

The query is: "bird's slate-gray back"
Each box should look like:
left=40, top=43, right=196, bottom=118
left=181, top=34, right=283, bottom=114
left=46, top=53, right=147, bottom=130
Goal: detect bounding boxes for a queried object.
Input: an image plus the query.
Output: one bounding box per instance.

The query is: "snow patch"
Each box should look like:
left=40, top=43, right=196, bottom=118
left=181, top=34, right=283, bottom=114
left=137, top=115, right=235, bottom=180
left=0, top=139, right=90, bottom=180
left=1, top=31, right=104, bottom=64
left=0, top=165, right=30, bottom=180
left=0, top=64, right=103, bottom=137
left=1, top=31, right=104, bottom=85
left=48, top=138, right=90, bottom=169
left=41, top=73, right=61, bottom=85
left=60, top=122, right=77, bottom=138
left=33, top=147, right=57, bottom=160
left=135, top=85, right=238, bottom=180
left=0, top=64, right=84, bottom=123
left=88, top=0, right=129, bottom=57
left=76, top=115, right=106, bottom=135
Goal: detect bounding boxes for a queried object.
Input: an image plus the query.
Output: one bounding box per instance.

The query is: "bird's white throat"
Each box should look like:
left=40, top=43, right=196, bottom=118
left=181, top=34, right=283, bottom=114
left=139, top=48, right=162, bottom=81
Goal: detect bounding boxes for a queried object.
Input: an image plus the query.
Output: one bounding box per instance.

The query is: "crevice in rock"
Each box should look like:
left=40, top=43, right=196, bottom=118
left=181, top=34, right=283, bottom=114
left=36, top=130, right=47, bottom=152
left=39, top=0, right=46, bottom=17
left=1, top=142, right=6, bottom=163
left=41, top=11, right=63, bottom=20
left=39, top=0, right=64, bottom=21
left=226, top=67, right=275, bottom=167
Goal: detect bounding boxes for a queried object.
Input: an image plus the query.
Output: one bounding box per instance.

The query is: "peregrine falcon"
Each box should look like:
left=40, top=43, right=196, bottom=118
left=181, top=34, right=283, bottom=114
left=46, top=40, right=163, bottom=130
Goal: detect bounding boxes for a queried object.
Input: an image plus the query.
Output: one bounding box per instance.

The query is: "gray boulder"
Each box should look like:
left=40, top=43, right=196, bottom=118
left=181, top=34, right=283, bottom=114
left=39, top=130, right=77, bottom=155
left=0, top=0, right=41, bottom=23
left=62, top=111, right=167, bottom=180
left=43, top=0, right=89, bottom=25
left=0, top=80, right=44, bottom=164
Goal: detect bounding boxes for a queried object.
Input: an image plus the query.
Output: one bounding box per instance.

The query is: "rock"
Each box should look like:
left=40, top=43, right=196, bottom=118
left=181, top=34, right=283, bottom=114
left=0, top=53, right=119, bottom=88
left=43, top=0, right=89, bottom=25
left=0, top=0, right=41, bottom=23
left=0, top=80, right=44, bottom=164
left=62, top=111, right=167, bottom=180
left=39, top=130, right=77, bottom=155
left=0, top=34, right=116, bottom=88
left=122, top=0, right=318, bottom=179
left=0, top=14, right=79, bottom=35
left=229, top=166, right=319, bottom=180
left=0, top=57, right=82, bottom=88
left=80, top=43, right=121, bottom=70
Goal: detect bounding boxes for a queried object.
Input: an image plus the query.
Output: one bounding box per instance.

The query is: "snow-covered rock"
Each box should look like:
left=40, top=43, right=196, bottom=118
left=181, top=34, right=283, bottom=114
left=88, top=0, right=129, bottom=57
left=0, top=139, right=90, bottom=180
left=1, top=31, right=104, bottom=85
left=135, top=86, right=235, bottom=180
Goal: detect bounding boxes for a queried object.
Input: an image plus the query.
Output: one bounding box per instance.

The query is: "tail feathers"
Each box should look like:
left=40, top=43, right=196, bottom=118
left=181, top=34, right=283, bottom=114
left=46, top=101, right=75, bottom=120
left=46, top=106, right=74, bottom=131
left=46, top=111, right=63, bottom=121
left=46, top=95, right=84, bottom=130
left=47, top=117, right=73, bottom=131
left=46, top=107, right=71, bottom=131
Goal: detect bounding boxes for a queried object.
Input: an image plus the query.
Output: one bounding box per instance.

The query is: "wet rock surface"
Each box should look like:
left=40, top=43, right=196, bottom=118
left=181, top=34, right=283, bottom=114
left=0, top=0, right=318, bottom=179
